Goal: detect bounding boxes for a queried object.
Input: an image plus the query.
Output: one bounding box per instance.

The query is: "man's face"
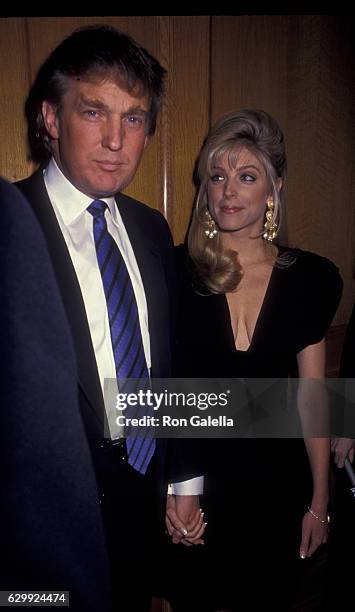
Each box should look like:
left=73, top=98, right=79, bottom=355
left=42, top=77, right=150, bottom=198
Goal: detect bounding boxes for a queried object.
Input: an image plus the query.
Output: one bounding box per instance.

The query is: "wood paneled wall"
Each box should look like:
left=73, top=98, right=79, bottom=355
left=0, top=15, right=354, bottom=325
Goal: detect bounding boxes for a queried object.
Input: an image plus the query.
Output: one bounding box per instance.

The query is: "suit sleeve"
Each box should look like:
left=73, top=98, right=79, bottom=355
left=150, top=218, right=204, bottom=485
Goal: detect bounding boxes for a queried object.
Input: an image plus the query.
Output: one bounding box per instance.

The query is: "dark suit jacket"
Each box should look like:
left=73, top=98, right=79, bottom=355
left=16, top=169, right=200, bottom=517
left=0, top=177, right=111, bottom=611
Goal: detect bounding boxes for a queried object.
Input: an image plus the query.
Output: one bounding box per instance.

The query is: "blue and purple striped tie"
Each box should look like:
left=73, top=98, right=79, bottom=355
left=87, top=199, right=155, bottom=474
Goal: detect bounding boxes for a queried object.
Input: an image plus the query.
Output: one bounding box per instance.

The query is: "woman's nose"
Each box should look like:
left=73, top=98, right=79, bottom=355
left=223, top=178, right=237, bottom=198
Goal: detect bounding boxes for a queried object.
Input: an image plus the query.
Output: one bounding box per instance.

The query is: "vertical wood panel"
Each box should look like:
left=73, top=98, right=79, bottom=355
left=285, top=16, right=355, bottom=324
left=0, top=18, right=32, bottom=180
left=211, top=15, right=289, bottom=124
left=158, top=15, right=210, bottom=243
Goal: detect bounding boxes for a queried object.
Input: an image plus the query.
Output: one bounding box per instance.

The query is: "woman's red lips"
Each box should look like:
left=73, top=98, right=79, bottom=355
left=220, top=206, right=243, bottom=213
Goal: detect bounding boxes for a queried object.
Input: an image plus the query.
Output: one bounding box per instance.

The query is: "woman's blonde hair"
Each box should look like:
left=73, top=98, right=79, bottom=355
left=188, top=109, right=287, bottom=293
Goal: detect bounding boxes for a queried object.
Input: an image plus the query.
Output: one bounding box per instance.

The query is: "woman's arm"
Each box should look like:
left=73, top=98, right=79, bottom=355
left=296, top=339, right=330, bottom=558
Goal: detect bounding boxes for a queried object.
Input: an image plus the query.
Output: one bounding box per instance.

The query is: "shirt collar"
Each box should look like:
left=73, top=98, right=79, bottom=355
left=44, top=158, right=117, bottom=226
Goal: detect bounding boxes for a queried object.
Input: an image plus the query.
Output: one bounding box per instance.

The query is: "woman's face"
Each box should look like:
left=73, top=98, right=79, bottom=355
left=207, top=147, right=272, bottom=237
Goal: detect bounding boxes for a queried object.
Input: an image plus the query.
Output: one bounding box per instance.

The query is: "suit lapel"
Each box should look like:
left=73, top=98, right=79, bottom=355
left=17, top=171, right=106, bottom=429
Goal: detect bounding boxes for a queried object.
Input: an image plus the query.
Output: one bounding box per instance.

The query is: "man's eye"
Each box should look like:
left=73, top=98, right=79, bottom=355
left=125, top=116, right=144, bottom=126
left=84, top=110, right=99, bottom=118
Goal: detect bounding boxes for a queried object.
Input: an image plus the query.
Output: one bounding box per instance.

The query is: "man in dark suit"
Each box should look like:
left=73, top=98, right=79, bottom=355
left=0, top=177, right=111, bottom=611
left=16, top=25, right=204, bottom=610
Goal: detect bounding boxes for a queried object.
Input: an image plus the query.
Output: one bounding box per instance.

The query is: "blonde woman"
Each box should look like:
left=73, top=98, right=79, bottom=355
left=173, top=110, right=343, bottom=610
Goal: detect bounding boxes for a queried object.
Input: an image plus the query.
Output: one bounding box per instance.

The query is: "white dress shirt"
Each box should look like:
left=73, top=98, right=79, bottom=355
left=44, top=159, right=203, bottom=495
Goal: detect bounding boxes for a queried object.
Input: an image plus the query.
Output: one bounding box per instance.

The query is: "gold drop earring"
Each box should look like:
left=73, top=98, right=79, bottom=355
left=204, top=209, right=218, bottom=239
left=263, top=199, right=278, bottom=242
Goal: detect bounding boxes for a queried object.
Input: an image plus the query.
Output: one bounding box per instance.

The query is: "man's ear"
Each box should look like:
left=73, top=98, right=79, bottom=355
left=42, top=101, right=59, bottom=139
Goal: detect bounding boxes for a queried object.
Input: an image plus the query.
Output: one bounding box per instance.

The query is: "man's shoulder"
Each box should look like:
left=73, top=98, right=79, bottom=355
left=116, top=192, right=171, bottom=236
left=117, top=191, right=162, bottom=218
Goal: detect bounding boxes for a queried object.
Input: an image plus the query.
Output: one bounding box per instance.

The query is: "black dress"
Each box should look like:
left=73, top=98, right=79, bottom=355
left=168, top=244, right=343, bottom=612
left=326, top=302, right=355, bottom=609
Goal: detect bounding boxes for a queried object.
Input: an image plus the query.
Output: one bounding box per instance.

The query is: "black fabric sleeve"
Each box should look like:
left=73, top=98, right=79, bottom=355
left=295, top=252, right=343, bottom=353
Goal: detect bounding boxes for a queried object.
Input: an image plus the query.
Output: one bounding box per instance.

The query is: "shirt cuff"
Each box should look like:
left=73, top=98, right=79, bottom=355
left=168, top=476, right=204, bottom=496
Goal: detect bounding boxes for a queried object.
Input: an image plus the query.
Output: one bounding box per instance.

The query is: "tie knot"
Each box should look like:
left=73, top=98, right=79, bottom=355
left=87, top=199, right=107, bottom=218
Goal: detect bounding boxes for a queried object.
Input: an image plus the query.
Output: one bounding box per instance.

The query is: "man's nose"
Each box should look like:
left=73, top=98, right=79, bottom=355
left=102, top=118, right=124, bottom=150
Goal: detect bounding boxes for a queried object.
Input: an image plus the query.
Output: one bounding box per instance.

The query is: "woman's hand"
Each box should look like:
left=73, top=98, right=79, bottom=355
left=299, top=508, right=329, bottom=559
left=165, top=494, right=206, bottom=546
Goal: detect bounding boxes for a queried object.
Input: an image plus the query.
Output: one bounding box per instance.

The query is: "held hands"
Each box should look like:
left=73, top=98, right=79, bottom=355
left=299, top=506, right=329, bottom=559
left=165, top=494, right=207, bottom=546
left=331, top=437, right=355, bottom=468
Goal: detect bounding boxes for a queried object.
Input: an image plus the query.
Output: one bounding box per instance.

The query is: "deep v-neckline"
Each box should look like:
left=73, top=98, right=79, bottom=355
left=224, top=258, right=279, bottom=353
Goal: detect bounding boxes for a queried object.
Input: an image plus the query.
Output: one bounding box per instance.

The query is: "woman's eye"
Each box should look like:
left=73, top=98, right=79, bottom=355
left=210, top=174, right=224, bottom=183
left=240, top=173, right=256, bottom=183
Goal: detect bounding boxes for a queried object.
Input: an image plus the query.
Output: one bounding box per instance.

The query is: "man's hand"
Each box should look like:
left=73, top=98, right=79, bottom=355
left=165, top=495, right=206, bottom=546
left=331, top=437, right=355, bottom=468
